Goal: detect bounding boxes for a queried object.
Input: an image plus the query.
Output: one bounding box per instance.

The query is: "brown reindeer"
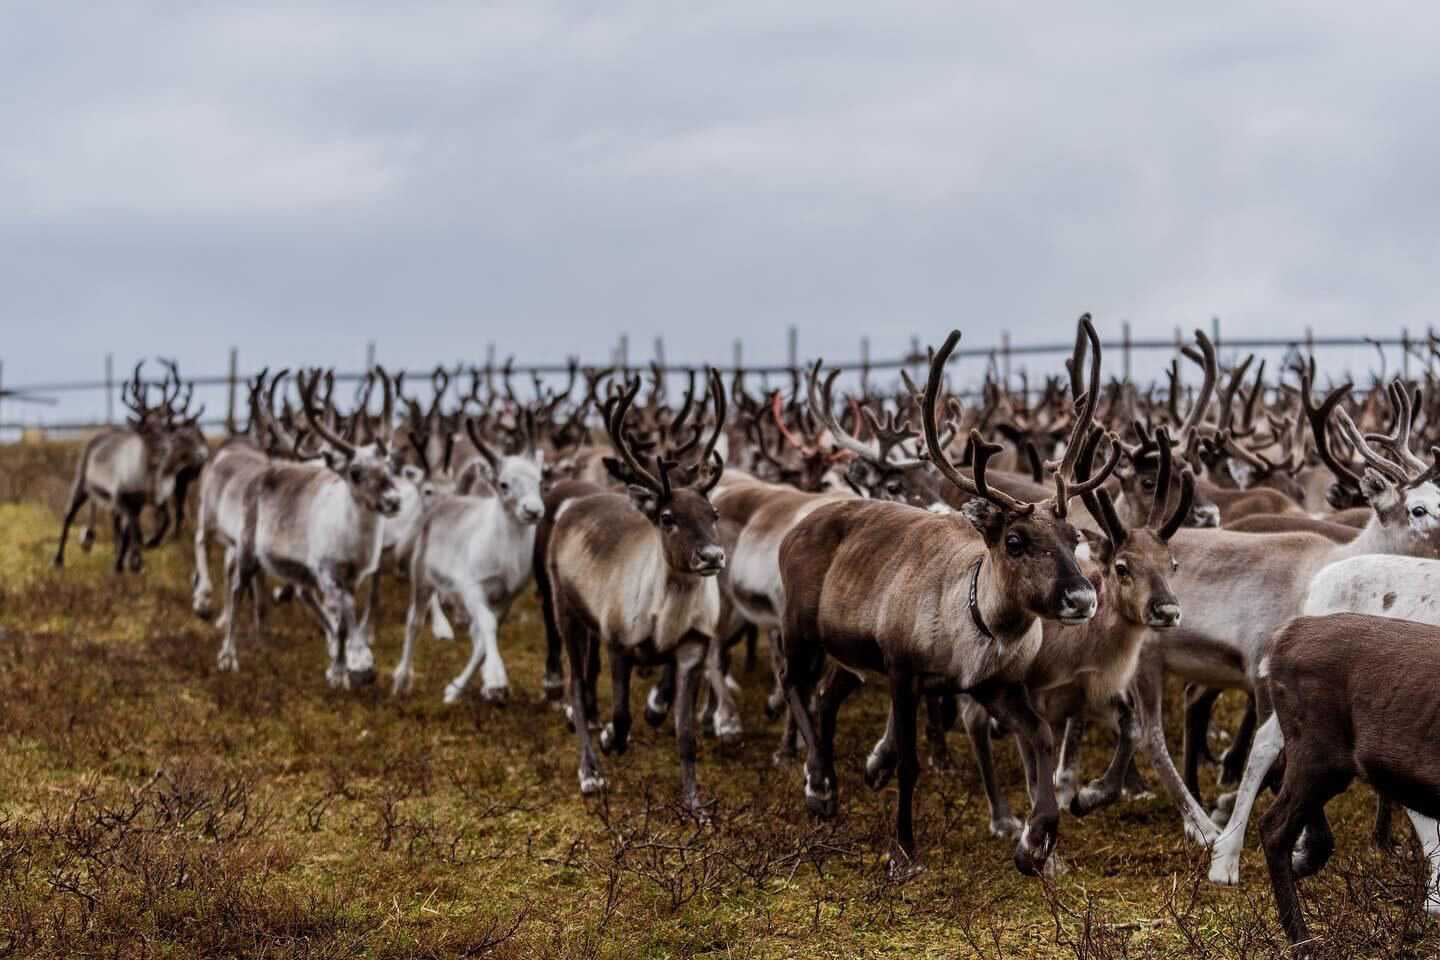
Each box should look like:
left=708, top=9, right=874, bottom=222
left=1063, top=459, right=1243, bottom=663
left=776, top=319, right=1118, bottom=879
left=544, top=372, right=729, bottom=812
left=1259, top=613, right=1440, bottom=952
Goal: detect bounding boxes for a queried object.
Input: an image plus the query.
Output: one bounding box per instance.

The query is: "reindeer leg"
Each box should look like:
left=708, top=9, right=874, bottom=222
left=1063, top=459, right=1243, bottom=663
left=1210, top=710, right=1283, bottom=886
left=1260, top=764, right=1349, bottom=949
left=445, top=591, right=496, bottom=705
left=1404, top=809, right=1440, bottom=916
left=144, top=502, right=171, bottom=549
left=704, top=632, right=742, bottom=744
left=80, top=502, right=98, bottom=552
left=673, top=635, right=707, bottom=818
left=216, top=548, right=246, bottom=673
left=54, top=486, right=88, bottom=568
left=889, top=667, right=925, bottom=881
left=924, top=693, right=957, bottom=770
left=974, top=681, right=1059, bottom=877
left=743, top=623, right=759, bottom=674
left=1072, top=696, right=1141, bottom=817
left=392, top=580, right=430, bottom=697
left=1133, top=657, right=1222, bottom=847
left=644, top=661, right=676, bottom=728
left=815, top=665, right=862, bottom=802
left=960, top=696, right=1020, bottom=838
left=600, top=645, right=633, bottom=755
left=1054, top=715, right=1088, bottom=809
left=561, top=607, right=604, bottom=796
left=1219, top=694, right=1259, bottom=788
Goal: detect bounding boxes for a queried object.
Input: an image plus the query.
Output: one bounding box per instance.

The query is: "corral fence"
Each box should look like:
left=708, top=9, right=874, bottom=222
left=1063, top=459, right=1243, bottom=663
left=2, top=320, right=1437, bottom=443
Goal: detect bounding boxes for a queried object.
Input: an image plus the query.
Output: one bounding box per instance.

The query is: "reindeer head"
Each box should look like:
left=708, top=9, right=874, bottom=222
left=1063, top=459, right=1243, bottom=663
left=1116, top=330, right=1222, bottom=528
left=923, top=318, right=1118, bottom=626
left=605, top=371, right=727, bottom=577
left=299, top=368, right=403, bottom=518
left=1329, top=389, right=1440, bottom=551
left=461, top=412, right=545, bottom=525
left=1082, top=427, right=1193, bottom=629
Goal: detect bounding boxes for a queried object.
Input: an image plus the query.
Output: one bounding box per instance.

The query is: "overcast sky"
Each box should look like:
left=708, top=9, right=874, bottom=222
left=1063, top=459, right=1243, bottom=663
left=3, top=2, right=1438, bottom=426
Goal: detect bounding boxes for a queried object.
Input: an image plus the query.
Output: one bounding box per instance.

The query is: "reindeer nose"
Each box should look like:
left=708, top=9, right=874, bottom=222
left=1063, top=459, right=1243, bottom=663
left=1148, top=601, right=1182, bottom=627
left=1057, top=584, right=1097, bottom=624
left=693, top=545, right=726, bottom=575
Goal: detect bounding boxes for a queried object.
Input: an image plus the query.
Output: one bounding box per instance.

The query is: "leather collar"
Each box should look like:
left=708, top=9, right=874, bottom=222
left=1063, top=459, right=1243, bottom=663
left=969, top=557, right=994, bottom=641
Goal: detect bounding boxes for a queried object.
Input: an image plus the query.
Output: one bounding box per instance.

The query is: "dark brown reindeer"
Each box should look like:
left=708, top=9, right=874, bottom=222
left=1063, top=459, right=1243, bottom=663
left=54, top=361, right=209, bottom=573
left=544, top=372, right=728, bottom=812
left=1259, top=613, right=1440, bottom=953
left=775, top=319, right=1117, bottom=879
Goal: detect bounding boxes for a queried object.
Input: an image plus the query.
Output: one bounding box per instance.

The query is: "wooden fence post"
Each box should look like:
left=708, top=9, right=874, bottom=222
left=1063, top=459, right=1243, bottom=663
left=1122, top=322, right=1132, bottom=383
left=225, top=347, right=238, bottom=434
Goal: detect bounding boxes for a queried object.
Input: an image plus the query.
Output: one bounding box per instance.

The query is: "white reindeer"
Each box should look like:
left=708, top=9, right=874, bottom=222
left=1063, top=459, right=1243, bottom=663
left=391, top=418, right=544, bottom=703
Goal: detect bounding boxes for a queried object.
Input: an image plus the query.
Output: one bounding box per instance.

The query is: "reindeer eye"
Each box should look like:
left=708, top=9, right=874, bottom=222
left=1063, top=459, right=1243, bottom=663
left=1171, top=559, right=1180, bottom=572
left=1115, top=561, right=1131, bottom=579
left=1413, top=506, right=1428, bottom=518
left=885, top=481, right=902, bottom=495
left=500, top=481, right=510, bottom=493
left=1141, top=478, right=1156, bottom=490
left=1005, top=533, right=1024, bottom=557
left=349, top=466, right=363, bottom=483
left=660, top=511, right=676, bottom=528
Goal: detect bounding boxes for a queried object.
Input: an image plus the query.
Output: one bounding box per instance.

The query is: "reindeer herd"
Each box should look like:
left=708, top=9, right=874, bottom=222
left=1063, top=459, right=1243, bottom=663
left=48, top=321, right=1440, bottom=953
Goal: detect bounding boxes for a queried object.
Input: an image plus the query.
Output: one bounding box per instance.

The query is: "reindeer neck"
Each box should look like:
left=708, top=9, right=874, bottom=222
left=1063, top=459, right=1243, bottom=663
left=974, top=556, right=1034, bottom=643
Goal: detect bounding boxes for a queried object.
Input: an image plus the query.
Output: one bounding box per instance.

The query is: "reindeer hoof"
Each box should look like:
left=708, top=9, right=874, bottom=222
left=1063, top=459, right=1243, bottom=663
left=1208, top=850, right=1241, bottom=886
left=888, top=850, right=925, bottom=883
left=347, top=668, right=376, bottom=689
left=599, top=724, right=628, bottom=755
left=578, top=772, right=607, bottom=796
left=714, top=719, right=743, bottom=747
left=128, top=552, right=143, bottom=573
left=763, top=696, right=785, bottom=722
left=542, top=673, right=565, bottom=702
left=326, top=665, right=346, bottom=689
left=643, top=689, right=670, bottom=728
left=481, top=685, right=509, bottom=705
left=443, top=683, right=465, bottom=705
left=1013, top=826, right=1056, bottom=878
left=216, top=651, right=238, bottom=673
left=52, top=556, right=64, bottom=569
left=390, top=671, right=411, bottom=697
left=193, top=602, right=214, bottom=621
left=865, top=750, right=897, bottom=792
left=803, top=771, right=837, bottom=818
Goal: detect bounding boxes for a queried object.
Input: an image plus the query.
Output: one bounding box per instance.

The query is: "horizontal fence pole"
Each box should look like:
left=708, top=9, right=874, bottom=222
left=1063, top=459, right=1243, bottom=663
left=4, top=332, right=1428, bottom=437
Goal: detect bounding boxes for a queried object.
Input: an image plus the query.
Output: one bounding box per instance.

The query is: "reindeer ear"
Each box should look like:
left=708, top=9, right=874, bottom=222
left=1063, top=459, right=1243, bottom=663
left=846, top=458, right=881, bottom=492
left=1080, top=527, right=1113, bottom=565
left=1359, top=468, right=1401, bottom=515
left=960, top=498, right=1006, bottom=543
left=626, top=484, right=659, bottom=515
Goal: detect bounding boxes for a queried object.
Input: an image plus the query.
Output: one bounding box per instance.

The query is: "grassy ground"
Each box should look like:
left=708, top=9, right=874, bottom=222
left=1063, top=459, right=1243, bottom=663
left=1, top=443, right=1436, bottom=958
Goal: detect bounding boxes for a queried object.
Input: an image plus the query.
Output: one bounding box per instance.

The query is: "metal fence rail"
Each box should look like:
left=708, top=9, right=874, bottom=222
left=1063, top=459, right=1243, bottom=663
left=3, top=324, right=1436, bottom=439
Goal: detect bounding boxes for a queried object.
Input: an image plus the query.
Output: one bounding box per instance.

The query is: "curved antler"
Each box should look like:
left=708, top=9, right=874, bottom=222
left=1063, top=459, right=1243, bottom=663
left=298, top=369, right=356, bottom=457
left=921, top=330, right=1035, bottom=516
